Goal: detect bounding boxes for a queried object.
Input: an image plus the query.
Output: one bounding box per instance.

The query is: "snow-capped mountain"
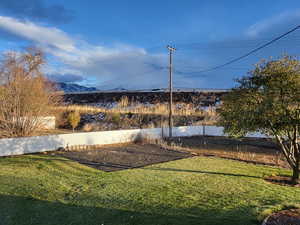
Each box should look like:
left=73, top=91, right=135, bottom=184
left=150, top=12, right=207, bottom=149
left=55, top=82, right=98, bottom=93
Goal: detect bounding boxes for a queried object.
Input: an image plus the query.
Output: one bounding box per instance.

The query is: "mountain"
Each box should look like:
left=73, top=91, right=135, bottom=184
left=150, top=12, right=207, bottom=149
left=96, top=84, right=128, bottom=91
left=109, top=87, right=128, bottom=91
left=55, top=82, right=98, bottom=93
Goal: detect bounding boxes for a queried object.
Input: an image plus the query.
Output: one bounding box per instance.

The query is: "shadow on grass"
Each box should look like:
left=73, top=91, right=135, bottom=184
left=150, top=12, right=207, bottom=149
left=0, top=194, right=186, bottom=225
left=0, top=194, right=260, bottom=225
left=143, top=167, right=261, bottom=179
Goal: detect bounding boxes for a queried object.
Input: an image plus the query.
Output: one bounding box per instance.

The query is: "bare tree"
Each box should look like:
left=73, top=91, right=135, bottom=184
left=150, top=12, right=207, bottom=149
left=0, top=48, right=60, bottom=137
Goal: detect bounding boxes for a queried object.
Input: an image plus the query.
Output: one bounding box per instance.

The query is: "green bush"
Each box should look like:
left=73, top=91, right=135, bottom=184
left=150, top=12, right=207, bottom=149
left=111, top=113, right=121, bottom=125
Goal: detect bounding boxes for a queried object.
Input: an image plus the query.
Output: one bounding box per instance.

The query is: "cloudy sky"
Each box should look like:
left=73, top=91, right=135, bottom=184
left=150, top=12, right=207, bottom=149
left=0, top=0, right=300, bottom=89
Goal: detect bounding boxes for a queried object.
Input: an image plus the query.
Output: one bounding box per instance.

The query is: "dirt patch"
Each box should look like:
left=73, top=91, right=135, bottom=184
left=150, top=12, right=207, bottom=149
left=51, top=135, right=294, bottom=172
left=55, top=143, right=192, bottom=172
left=263, top=209, right=300, bottom=225
left=264, top=176, right=300, bottom=188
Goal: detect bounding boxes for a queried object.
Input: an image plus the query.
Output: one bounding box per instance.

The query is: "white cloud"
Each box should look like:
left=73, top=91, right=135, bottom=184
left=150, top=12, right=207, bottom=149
left=2, top=8, right=300, bottom=90
left=0, top=15, right=206, bottom=89
left=0, top=16, right=75, bottom=51
left=245, top=9, right=300, bottom=38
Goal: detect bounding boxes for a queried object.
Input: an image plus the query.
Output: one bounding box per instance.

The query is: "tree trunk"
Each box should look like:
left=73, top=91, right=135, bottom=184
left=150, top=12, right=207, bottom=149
left=292, top=162, right=299, bottom=185
left=275, top=135, right=300, bottom=185
left=292, top=141, right=299, bottom=184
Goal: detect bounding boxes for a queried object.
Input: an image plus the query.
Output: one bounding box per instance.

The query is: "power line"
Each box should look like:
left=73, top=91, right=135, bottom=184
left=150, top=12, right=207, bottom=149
left=186, top=24, right=300, bottom=73
left=176, top=41, right=300, bottom=51
left=175, top=36, right=300, bottom=51
left=174, top=67, right=250, bottom=78
left=143, top=35, right=300, bottom=54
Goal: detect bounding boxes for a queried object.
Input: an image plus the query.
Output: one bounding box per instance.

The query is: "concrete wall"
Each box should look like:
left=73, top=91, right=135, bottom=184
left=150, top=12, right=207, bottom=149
left=0, top=125, right=266, bottom=157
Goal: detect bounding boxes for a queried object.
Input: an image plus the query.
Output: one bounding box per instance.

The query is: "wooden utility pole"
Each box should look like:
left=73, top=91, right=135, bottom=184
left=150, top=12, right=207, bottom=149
left=167, top=45, right=176, bottom=138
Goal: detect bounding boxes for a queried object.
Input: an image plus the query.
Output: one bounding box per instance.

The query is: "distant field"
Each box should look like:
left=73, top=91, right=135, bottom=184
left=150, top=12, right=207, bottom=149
left=0, top=147, right=299, bottom=225
left=51, top=91, right=223, bottom=132
left=56, top=102, right=217, bottom=117
left=62, top=90, right=227, bottom=105
left=54, top=101, right=218, bottom=132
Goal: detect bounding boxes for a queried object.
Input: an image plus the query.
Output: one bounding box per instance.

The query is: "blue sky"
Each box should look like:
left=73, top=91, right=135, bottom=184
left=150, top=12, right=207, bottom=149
left=0, top=0, right=300, bottom=89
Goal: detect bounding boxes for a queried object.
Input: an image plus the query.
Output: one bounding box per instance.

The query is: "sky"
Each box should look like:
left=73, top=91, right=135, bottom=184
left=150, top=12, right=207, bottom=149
left=0, top=0, right=300, bottom=89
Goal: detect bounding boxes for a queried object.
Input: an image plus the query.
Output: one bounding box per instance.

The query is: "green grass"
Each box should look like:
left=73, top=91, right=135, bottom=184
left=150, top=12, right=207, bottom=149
left=0, top=154, right=299, bottom=225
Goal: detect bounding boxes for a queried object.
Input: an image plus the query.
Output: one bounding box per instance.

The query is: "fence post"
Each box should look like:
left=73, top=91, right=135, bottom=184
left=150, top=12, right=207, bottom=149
left=203, top=123, right=207, bottom=145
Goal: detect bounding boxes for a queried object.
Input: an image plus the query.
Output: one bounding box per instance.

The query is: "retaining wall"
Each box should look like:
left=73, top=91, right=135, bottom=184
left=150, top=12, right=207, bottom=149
left=0, top=126, right=265, bottom=157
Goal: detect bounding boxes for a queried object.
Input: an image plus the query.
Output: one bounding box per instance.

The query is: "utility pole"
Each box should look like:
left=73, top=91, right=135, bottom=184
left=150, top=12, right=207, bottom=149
left=167, top=45, right=176, bottom=138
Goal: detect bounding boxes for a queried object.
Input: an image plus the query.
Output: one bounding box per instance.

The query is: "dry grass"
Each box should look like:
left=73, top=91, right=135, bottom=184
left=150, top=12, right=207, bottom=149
left=53, top=96, right=219, bottom=130
left=140, top=136, right=289, bottom=169
left=56, top=101, right=217, bottom=117
left=55, top=103, right=218, bottom=128
left=187, top=147, right=286, bottom=168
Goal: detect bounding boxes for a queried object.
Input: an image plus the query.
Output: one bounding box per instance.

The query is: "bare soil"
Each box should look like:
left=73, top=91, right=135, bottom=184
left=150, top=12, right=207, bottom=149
left=53, top=135, right=293, bottom=173
left=264, top=209, right=300, bottom=225
left=55, top=143, right=192, bottom=172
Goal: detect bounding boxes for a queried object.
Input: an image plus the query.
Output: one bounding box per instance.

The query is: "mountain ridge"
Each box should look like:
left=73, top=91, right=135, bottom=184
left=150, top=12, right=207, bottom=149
left=55, top=82, right=98, bottom=93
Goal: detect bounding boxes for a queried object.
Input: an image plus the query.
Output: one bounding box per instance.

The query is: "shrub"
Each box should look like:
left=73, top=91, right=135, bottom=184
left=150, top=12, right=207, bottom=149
left=68, top=111, right=80, bottom=132
left=0, top=48, right=61, bottom=137
left=82, top=123, right=93, bottom=132
left=111, top=113, right=121, bottom=125
left=82, top=122, right=105, bottom=132
left=118, top=96, right=129, bottom=108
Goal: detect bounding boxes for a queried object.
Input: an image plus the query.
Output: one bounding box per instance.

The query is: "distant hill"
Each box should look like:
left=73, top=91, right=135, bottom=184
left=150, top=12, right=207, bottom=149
left=55, top=82, right=98, bottom=93
left=63, top=89, right=228, bottom=106
left=110, top=87, right=128, bottom=91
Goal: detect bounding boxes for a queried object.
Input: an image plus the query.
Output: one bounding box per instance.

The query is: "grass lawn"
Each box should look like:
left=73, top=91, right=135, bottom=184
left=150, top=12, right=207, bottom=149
left=0, top=154, right=299, bottom=225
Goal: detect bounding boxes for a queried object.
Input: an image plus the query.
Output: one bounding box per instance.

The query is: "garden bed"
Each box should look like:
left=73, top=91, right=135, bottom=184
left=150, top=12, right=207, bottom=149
left=54, top=143, right=192, bottom=171
left=53, top=136, right=289, bottom=172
